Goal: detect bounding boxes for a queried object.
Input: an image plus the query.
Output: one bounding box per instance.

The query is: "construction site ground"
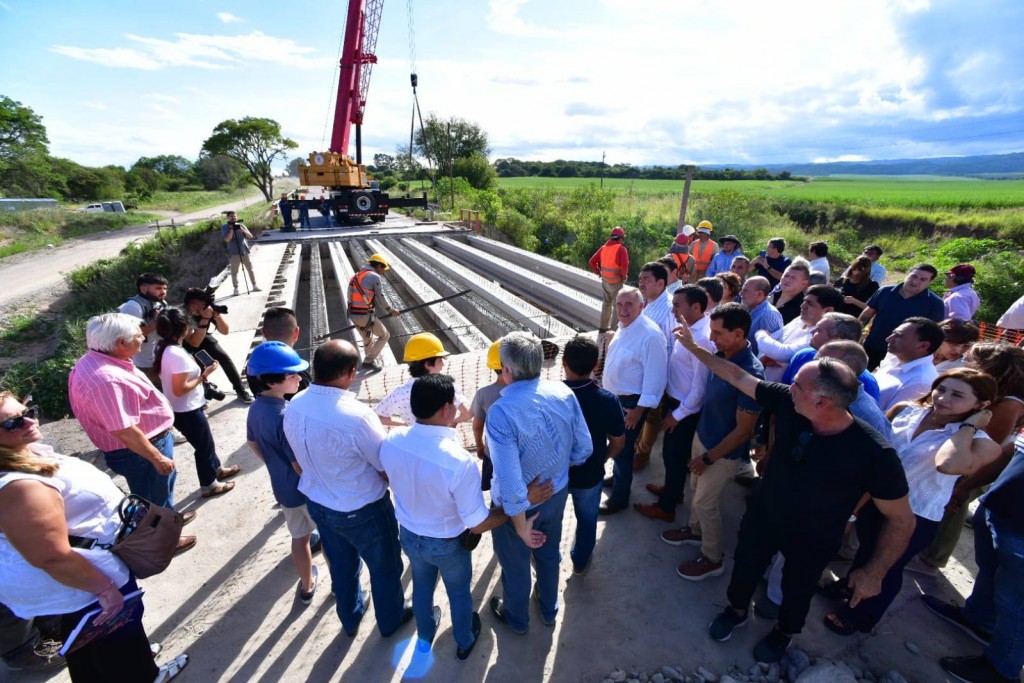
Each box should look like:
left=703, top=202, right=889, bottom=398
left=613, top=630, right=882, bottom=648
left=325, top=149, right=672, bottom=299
left=0, top=232, right=998, bottom=683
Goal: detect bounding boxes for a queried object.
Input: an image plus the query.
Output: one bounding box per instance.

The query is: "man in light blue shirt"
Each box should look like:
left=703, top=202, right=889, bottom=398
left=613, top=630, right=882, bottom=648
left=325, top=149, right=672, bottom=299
left=816, top=341, right=896, bottom=444
left=741, top=276, right=783, bottom=356
left=487, top=332, right=592, bottom=634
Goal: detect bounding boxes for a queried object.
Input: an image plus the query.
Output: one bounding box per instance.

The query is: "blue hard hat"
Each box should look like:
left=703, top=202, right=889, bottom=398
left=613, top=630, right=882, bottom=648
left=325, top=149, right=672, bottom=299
left=247, top=341, right=309, bottom=376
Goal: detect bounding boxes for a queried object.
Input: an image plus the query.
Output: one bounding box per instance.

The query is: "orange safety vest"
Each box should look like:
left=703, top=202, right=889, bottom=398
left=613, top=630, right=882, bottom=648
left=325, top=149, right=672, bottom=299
left=671, top=251, right=691, bottom=272
left=348, top=269, right=376, bottom=315
left=691, top=240, right=716, bottom=272
left=599, top=243, right=626, bottom=284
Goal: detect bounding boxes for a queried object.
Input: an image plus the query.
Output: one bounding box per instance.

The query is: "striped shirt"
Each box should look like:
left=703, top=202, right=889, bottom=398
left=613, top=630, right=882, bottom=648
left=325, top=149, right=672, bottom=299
left=642, top=290, right=676, bottom=357
left=283, top=384, right=388, bottom=513
left=68, top=350, right=174, bottom=453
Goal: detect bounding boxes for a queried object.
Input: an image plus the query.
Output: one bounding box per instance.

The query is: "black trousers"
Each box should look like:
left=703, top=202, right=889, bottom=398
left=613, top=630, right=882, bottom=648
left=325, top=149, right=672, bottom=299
left=658, top=408, right=700, bottom=513
left=727, top=511, right=836, bottom=635
left=60, top=577, right=158, bottom=683
left=185, top=335, right=244, bottom=393
left=174, top=407, right=223, bottom=487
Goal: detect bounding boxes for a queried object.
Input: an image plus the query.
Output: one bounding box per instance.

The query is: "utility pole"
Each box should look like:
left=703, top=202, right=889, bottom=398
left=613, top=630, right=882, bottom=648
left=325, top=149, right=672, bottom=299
left=447, top=121, right=455, bottom=211
left=677, top=165, right=693, bottom=233
left=600, top=151, right=606, bottom=188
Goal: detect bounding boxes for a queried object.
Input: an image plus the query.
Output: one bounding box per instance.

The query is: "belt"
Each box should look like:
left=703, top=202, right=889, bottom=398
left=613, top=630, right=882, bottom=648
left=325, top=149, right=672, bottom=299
left=148, top=429, right=171, bottom=446
left=617, top=393, right=640, bottom=401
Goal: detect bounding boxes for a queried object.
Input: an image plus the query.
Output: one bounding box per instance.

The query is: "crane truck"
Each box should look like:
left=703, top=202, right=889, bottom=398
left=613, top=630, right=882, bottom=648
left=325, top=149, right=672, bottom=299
left=297, top=0, right=427, bottom=224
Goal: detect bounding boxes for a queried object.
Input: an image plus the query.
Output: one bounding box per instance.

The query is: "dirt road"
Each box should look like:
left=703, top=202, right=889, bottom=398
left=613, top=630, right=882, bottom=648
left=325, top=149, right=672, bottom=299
left=0, top=193, right=265, bottom=314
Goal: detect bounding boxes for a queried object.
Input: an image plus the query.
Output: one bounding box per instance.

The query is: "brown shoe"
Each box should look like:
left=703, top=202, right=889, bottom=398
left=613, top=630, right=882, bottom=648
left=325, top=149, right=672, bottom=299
left=661, top=526, right=702, bottom=547
left=676, top=554, right=725, bottom=581
left=175, top=536, right=198, bottom=555
left=645, top=483, right=684, bottom=506
left=633, top=453, right=650, bottom=471
left=181, top=510, right=197, bottom=526
left=633, top=502, right=675, bottom=522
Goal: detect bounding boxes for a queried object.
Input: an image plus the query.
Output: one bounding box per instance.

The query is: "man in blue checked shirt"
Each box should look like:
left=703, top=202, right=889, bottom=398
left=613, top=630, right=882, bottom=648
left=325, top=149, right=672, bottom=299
left=486, top=332, right=592, bottom=634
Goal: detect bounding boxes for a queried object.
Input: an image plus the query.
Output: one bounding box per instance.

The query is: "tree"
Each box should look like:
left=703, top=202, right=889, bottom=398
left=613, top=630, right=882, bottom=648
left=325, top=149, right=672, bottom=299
left=201, top=117, right=297, bottom=201
left=413, top=114, right=489, bottom=178
left=452, top=152, right=497, bottom=190
left=194, top=155, right=245, bottom=191
left=286, top=156, right=304, bottom=178
left=0, top=96, right=51, bottom=197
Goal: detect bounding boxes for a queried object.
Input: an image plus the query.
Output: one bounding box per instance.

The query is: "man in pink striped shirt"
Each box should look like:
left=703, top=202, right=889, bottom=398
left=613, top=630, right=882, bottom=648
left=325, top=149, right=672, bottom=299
left=68, top=314, right=192, bottom=544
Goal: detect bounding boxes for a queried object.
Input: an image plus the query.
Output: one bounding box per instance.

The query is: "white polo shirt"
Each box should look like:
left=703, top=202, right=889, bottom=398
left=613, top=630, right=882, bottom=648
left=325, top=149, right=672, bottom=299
left=380, top=422, right=489, bottom=538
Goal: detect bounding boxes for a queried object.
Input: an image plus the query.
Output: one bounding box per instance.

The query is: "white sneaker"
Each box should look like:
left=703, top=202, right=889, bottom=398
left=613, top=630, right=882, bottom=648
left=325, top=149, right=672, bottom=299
left=233, top=289, right=239, bottom=296
left=252, top=286, right=262, bottom=292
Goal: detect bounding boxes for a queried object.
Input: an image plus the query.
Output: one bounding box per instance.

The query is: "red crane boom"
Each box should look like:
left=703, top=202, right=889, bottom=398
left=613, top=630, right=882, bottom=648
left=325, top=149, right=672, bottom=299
left=331, top=0, right=384, bottom=157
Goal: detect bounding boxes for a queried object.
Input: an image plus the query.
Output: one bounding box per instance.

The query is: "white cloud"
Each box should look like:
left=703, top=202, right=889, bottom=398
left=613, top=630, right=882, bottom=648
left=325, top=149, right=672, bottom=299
left=51, top=30, right=331, bottom=71
left=143, top=94, right=181, bottom=105
left=216, top=12, right=244, bottom=24
left=80, top=101, right=107, bottom=111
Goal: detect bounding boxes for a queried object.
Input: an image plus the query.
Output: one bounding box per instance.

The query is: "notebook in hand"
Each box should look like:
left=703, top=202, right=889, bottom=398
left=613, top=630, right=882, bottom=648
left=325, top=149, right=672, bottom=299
left=59, top=589, right=145, bottom=656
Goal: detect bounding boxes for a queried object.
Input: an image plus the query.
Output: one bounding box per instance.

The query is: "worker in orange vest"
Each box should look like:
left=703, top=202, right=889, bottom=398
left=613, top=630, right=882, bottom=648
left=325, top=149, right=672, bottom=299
left=667, top=233, right=695, bottom=284
left=688, top=220, right=719, bottom=283
left=588, top=226, right=630, bottom=332
left=348, top=253, right=401, bottom=370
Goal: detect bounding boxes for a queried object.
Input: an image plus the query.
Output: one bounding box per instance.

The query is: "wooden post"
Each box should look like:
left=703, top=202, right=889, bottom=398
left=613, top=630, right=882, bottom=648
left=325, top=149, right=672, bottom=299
left=677, top=166, right=693, bottom=233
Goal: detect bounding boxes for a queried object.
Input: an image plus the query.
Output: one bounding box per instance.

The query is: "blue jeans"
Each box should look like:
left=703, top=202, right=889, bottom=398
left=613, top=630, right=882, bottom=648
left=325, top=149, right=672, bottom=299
left=491, top=486, right=569, bottom=631
left=963, top=507, right=1024, bottom=679
left=399, top=527, right=475, bottom=649
left=608, top=396, right=646, bottom=507
left=103, top=431, right=176, bottom=507
left=306, top=495, right=405, bottom=635
left=569, top=483, right=602, bottom=571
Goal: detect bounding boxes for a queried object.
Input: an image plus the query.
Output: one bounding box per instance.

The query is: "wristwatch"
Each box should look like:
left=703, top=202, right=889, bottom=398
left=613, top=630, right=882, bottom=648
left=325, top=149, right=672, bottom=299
left=701, top=453, right=714, bottom=466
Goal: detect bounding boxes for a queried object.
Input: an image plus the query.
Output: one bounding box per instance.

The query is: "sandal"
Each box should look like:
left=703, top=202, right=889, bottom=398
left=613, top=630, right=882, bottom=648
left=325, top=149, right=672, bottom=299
left=823, top=612, right=869, bottom=636
left=216, top=464, right=242, bottom=482
left=816, top=578, right=853, bottom=601
left=201, top=481, right=235, bottom=498
left=154, top=653, right=189, bottom=683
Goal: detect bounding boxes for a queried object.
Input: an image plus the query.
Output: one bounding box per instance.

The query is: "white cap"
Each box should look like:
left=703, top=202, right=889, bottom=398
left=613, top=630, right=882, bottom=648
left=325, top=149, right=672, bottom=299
left=681, top=224, right=695, bottom=237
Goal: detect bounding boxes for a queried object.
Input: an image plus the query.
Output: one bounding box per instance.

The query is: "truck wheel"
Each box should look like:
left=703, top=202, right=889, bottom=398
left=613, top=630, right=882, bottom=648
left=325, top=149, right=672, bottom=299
left=353, top=194, right=377, bottom=212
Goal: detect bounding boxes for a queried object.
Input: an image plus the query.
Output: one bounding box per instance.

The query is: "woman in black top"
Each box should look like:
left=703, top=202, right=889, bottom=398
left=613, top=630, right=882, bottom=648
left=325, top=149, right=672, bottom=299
left=834, top=256, right=879, bottom=317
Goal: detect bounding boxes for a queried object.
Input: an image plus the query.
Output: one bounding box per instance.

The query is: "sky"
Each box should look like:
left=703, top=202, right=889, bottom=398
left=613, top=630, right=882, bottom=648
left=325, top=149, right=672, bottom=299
left=2, top=0, right=1022, bottom=170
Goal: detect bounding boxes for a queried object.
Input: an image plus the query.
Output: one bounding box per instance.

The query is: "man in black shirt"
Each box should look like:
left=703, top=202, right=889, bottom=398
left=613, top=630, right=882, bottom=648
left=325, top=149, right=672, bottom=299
left=673, top=321, right=914, bottom=664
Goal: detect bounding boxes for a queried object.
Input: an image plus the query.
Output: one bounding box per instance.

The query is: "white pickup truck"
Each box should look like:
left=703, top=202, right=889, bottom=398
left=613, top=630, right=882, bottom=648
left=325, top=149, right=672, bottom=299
left=80, top=201, right=126, bottom=213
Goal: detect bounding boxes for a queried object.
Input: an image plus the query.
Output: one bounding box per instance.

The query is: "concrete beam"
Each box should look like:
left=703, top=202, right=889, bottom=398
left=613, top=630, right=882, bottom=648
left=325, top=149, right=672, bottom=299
left=465, top=234, right=603, bottom=299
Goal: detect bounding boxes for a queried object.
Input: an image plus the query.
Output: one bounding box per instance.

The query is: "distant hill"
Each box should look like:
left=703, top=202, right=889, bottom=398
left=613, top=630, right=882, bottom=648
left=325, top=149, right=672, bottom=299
left=708, top=151, right=1024, bottom=177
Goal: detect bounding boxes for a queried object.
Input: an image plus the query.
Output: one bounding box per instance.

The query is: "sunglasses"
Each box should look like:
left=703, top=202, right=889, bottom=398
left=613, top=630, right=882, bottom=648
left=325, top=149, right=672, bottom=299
left=2, top=405, right=37, bottom=432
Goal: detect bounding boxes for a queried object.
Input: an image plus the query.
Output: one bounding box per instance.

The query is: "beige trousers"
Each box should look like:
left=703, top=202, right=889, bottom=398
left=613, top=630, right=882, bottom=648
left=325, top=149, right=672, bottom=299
left=229, top=253, right=256, bottom=290
left=686, top=436, right=740, bottom=563
left=600, top=280, right=623, bottom=331
left=350, top=314, right=390, bottom=363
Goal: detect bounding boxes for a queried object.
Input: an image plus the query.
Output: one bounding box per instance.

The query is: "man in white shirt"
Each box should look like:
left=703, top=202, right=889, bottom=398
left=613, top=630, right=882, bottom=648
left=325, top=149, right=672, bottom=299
left=997, top=293, right=1024, bottom=330
left=600, top=287, right=668, bottom=514
left=864, top=245, right=887, bottom=284
left=635, top=285, right=717, bottom=522
left=755, top=285, right=843, bottom=382
left=634, top=261, right=676, bottom=471
left=874, top=317, right=944, bottom=411
left=658, top=255, right=683, bottom=294
left=380, top=374, right=545, bottom=660
left=283, top=340, right=412, bottom=639
left=808, top=242, right=831, bottom=282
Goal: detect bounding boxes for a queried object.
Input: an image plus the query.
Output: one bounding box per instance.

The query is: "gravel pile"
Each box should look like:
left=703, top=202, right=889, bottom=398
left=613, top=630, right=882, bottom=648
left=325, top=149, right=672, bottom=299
left=601, top=649, right=912, bottom=683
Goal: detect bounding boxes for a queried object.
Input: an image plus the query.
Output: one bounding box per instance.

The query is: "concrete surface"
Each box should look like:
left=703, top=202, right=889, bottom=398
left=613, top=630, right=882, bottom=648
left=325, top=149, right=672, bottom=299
left=1, top=239, right=1002, bottom=683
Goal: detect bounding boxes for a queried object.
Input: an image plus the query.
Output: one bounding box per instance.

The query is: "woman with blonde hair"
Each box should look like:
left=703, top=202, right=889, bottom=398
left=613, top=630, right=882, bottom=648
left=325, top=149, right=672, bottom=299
left=821, top=368, right=1000, bottom=635
left=0, top=391, right=188, bottom=682
left=834, top=255, right=879, bottom=317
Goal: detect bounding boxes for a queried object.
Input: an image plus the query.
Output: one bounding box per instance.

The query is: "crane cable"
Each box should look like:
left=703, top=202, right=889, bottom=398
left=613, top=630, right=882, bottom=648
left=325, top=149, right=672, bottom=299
left=321, top=27, right=347, bottom=152
left=407, top=0, right=433, bottom=174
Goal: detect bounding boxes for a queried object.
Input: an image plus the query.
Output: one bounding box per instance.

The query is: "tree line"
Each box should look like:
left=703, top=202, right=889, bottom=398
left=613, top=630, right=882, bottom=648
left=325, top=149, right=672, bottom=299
left=493, top=158, right=800, bottom=181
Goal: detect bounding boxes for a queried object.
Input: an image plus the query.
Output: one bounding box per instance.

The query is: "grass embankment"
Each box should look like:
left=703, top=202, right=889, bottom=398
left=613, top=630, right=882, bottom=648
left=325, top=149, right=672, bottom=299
left=0, top=204, right=273, bottom=418
left=468, top=177, right=1024, bottom=323
left=0, top=209, right=162, bottom=259
left=134, top=188, right=262, bottom=213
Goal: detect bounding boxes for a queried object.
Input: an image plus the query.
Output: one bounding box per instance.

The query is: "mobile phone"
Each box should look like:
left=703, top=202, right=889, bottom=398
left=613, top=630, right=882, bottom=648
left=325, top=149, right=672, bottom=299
left=194, top=350, right=216, bottom=369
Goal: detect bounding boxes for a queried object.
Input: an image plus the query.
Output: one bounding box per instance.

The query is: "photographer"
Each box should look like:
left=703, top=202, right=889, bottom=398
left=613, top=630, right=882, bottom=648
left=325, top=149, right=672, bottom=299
left=182, top=288, right=254, bottom=404
left=220, top=211, right=261, bottom=296
left=117, top=273, right=168, bottom=387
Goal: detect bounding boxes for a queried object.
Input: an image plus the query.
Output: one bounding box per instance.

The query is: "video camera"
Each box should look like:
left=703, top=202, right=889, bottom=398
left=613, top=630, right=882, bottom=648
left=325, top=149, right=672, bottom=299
left=141, top=299, right=168, bottom=323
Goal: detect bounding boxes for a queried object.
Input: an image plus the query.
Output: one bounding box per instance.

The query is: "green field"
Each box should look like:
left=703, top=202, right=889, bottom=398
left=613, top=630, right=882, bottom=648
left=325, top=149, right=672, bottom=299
left=134, top=189, right=258, bottom=212
left=499, top=175, right=1024, bottom=210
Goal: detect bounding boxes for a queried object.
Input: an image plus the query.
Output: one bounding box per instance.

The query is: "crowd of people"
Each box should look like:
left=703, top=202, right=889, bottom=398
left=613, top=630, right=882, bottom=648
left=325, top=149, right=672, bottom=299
left=2, top=218, right=1024, bottom=683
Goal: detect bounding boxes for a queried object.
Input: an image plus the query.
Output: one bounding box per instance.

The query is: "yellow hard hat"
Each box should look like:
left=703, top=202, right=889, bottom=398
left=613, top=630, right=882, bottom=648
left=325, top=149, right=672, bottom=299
left=697, top=220, right=714, bottom=232
left=368, top=253, right=390, bottom=269
left=403, top=333, right=450, bottom=362
left=486, top=340, right=502, bottom=370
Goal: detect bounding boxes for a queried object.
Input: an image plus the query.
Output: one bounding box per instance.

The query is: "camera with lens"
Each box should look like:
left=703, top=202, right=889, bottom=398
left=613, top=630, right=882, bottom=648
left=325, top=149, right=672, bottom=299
left=184, top=287, right=228, bottom=315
